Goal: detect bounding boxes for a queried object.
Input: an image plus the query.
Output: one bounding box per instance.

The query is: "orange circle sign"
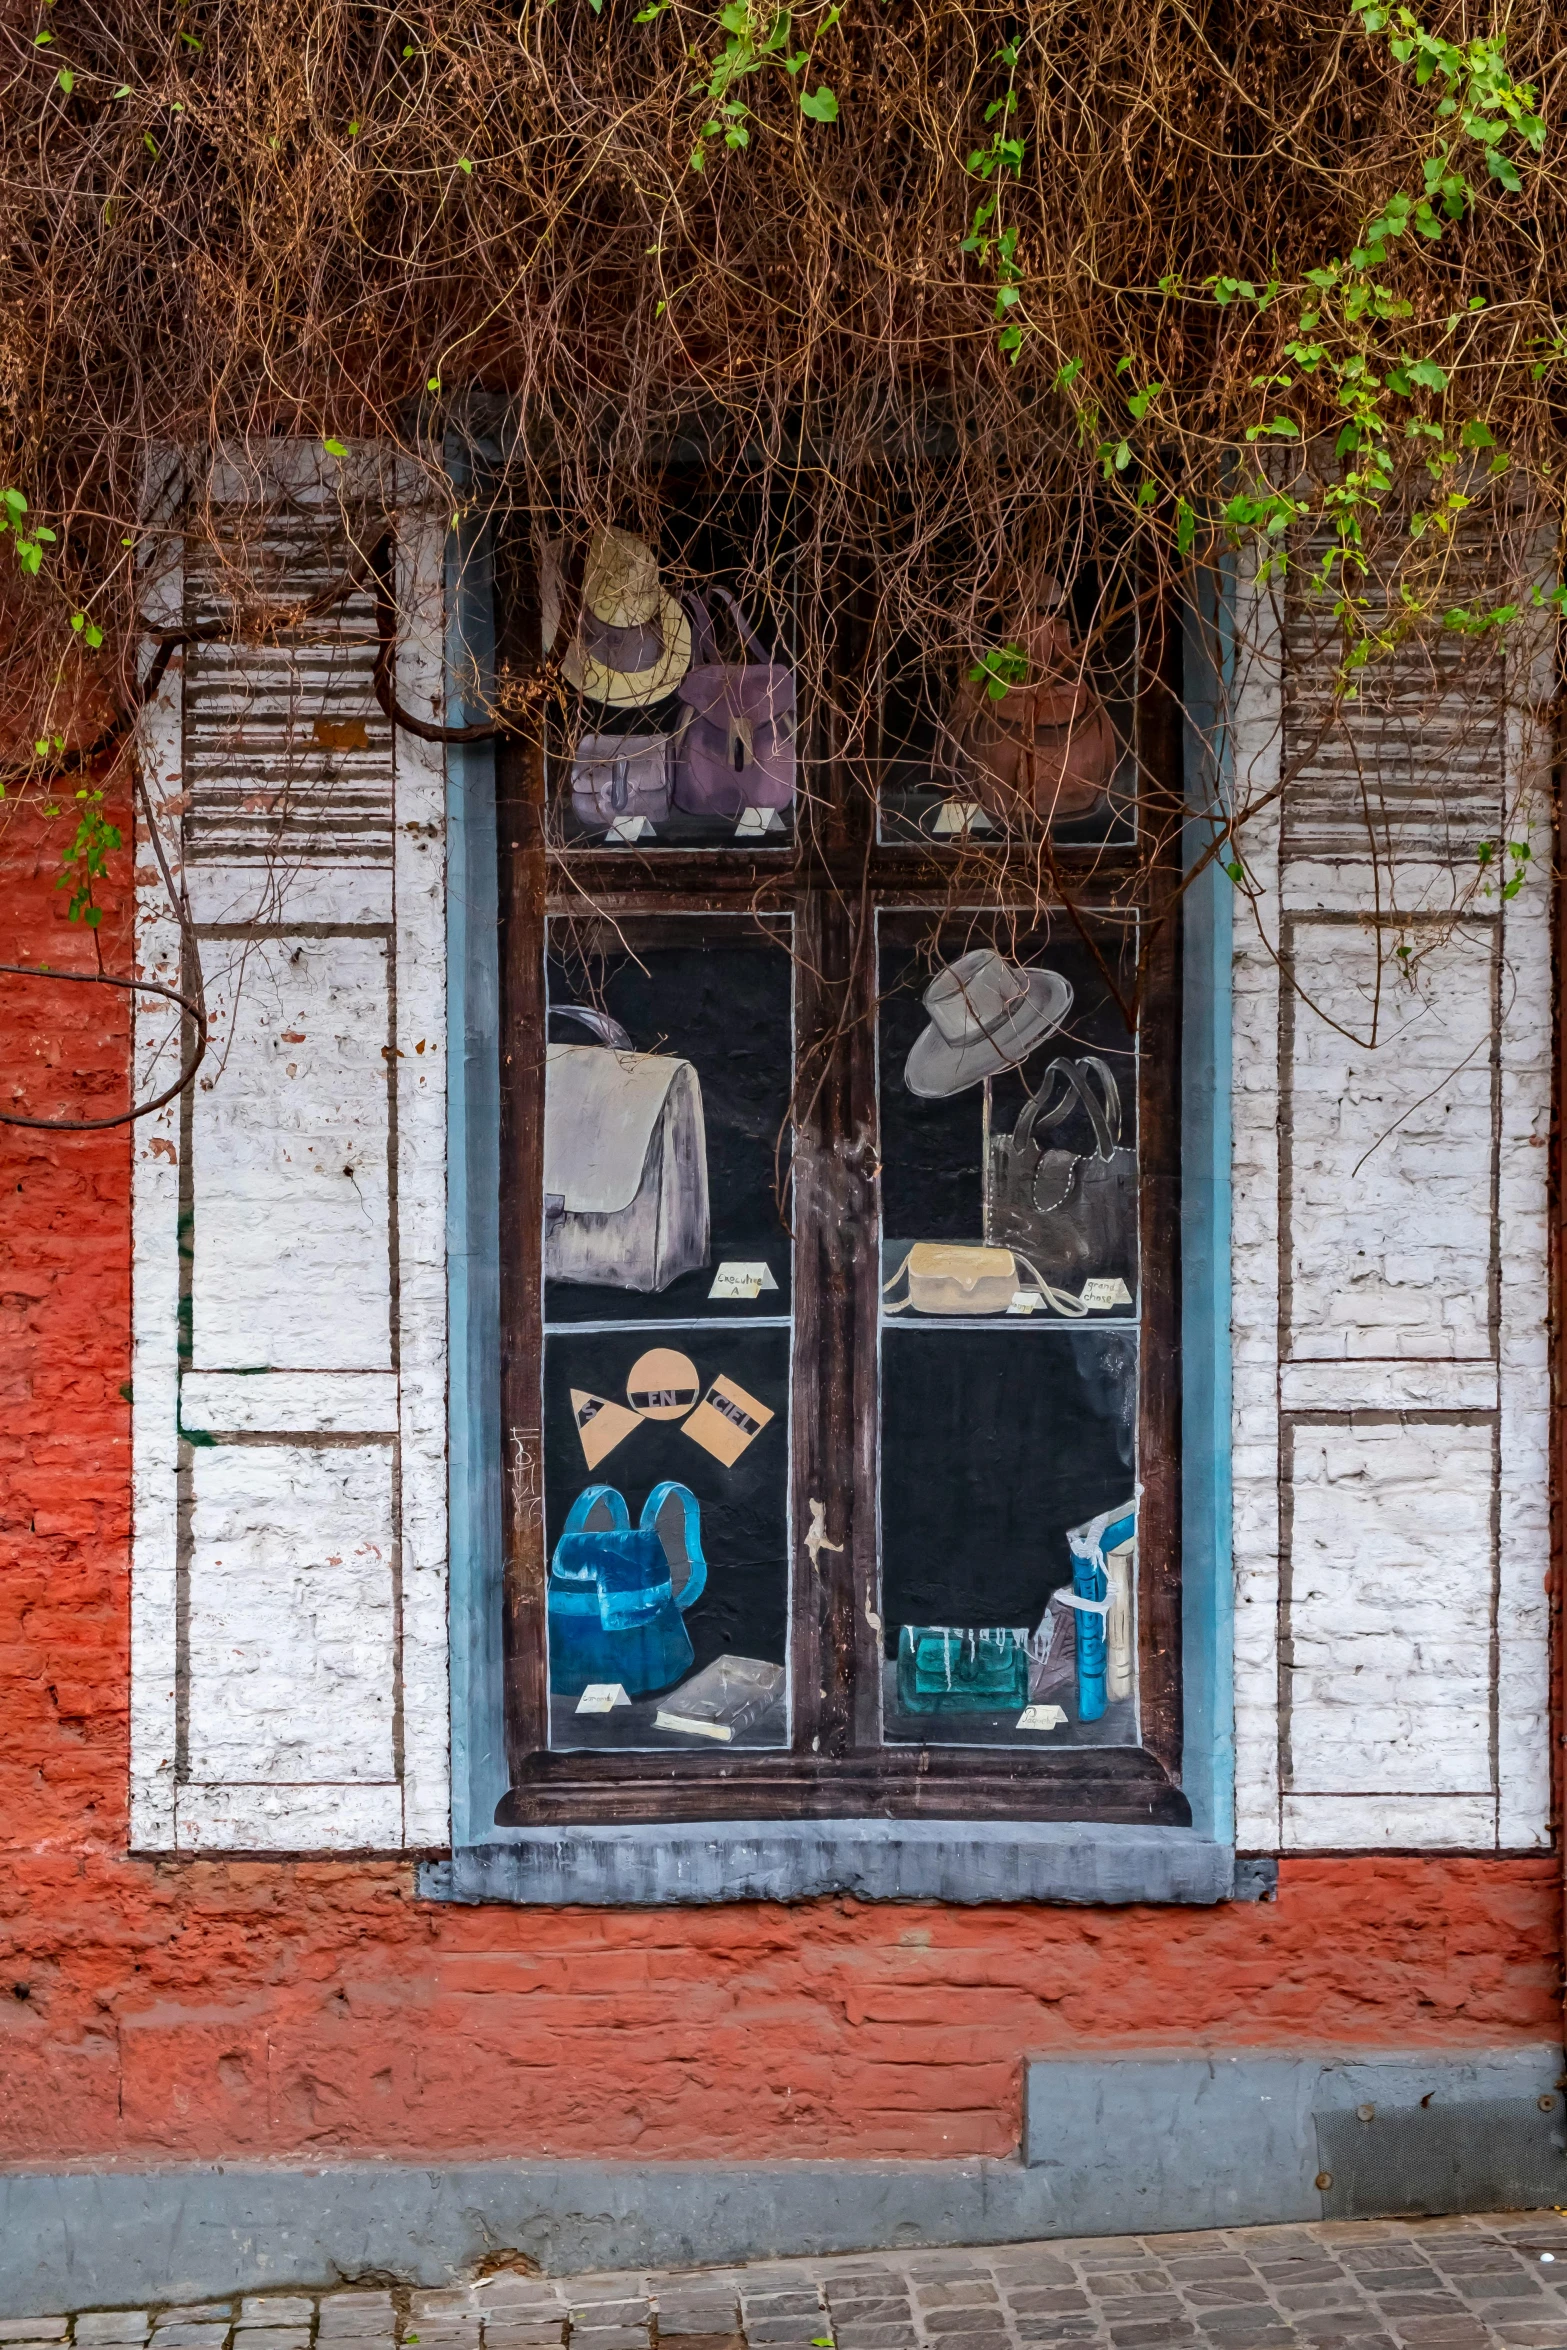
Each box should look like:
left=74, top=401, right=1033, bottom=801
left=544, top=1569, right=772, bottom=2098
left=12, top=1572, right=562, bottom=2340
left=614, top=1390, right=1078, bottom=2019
left=625, top=1347, right=701, bottom=1420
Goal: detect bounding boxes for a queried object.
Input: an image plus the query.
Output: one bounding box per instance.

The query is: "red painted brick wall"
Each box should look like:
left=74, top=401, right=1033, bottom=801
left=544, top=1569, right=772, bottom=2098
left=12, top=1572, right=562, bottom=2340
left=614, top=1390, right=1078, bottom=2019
left=1, top=794, right=1560, bottom=2170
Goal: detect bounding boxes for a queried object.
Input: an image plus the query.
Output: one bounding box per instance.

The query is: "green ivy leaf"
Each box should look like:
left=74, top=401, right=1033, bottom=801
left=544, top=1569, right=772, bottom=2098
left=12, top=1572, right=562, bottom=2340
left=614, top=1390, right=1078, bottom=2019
left=1405, top=356, right=1449, bottom=391
left=799, top=84, right=838, bottom=122
left=969, top=641, right=1029, bottom=700
left=322, top=437, right=349, bottom=457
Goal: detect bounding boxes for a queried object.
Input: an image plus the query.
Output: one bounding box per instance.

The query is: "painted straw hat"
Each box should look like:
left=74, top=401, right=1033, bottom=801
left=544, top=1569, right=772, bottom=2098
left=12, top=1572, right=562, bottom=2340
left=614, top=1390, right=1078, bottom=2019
left=904, top=949, right=1074, bottom=1099
left=540, top=526, right=693, bottom=710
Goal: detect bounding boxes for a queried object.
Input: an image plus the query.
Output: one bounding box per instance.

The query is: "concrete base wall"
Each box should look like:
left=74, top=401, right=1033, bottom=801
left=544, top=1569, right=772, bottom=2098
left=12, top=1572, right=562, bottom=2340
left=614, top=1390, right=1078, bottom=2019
left=4, top=2046, right=1563, bottom=2316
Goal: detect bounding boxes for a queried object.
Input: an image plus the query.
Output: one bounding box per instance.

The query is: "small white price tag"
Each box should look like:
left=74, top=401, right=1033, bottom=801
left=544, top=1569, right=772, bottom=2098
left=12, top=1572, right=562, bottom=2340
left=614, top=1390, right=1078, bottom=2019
left=575, top=1683, right=630, bottom=1714
left=1016, top=1704, right=1068, bottom=1731
left=931, top=800, right=996, bottom=837
left=1078, top=1276, right=1133, bottom=1311
left=709, top=1260, right=779, bottom=1301
left=1007, top=1289, right=1042, bottom=1315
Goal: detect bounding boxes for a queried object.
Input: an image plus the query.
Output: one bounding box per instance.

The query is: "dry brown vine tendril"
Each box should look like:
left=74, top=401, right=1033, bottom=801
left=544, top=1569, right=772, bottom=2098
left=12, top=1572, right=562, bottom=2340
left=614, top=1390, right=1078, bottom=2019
left=0, top=965, right=207, bottom=1131
left=0, top=0, right=1543, bottom=1036
left=0, top=753, right=207, bottom=1131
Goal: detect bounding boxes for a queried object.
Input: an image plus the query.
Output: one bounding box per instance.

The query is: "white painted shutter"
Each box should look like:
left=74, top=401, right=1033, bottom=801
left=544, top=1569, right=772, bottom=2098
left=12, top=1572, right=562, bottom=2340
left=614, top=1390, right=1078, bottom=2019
left=1228, top=536, right=1553, bottom=1853
left=130, top=446, right=450, bottom=1853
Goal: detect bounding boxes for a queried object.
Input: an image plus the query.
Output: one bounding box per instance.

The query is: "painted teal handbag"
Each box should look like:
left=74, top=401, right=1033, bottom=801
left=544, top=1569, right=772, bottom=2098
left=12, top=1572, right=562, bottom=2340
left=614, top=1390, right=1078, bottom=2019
left=896, top=1625, right=1030, bottom=1714
left=547, top=1482, right=708, bottom=1698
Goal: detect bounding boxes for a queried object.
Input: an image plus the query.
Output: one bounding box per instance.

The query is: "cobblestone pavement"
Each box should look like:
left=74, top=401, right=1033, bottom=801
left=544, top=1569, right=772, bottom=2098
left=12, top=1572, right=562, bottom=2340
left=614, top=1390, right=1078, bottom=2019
left=9, top=2212, right=1567, bottom=2350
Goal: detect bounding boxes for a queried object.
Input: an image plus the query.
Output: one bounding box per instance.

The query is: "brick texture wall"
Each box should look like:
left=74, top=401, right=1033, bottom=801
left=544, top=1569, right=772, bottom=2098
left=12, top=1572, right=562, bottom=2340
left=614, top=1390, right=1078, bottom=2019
left=1, top=765, right=1559, bottom=2171
left=1229, top=573, right=1556, bottom=1853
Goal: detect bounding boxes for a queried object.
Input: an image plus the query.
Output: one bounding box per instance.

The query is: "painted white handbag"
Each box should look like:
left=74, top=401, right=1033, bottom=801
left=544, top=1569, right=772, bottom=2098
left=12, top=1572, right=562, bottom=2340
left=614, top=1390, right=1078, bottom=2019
left=543, top=1006, right=710, bottom=1294
left=569, top=730, right=677, bottom=829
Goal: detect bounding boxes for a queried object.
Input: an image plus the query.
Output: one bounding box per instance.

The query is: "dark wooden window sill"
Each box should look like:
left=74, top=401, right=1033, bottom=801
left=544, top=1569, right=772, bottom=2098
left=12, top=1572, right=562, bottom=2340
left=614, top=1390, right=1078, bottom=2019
left=494, top=1747, right=1190, bottom=1829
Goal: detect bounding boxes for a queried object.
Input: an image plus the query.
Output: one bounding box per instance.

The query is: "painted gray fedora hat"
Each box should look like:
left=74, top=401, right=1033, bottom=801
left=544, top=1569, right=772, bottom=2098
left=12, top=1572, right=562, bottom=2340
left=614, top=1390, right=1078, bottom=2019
left=904, top=948, right=1074, bottom=1099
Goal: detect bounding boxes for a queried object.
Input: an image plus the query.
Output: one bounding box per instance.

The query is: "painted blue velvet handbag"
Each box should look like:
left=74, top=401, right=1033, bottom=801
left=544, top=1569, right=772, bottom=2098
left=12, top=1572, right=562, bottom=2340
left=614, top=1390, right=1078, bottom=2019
left=547, top=1482, right=708, bottom=1698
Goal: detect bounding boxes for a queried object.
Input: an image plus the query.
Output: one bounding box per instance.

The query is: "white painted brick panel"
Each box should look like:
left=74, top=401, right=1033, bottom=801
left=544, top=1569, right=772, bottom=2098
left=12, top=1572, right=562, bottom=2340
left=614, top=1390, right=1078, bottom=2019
left=176, top=1781, right=403, bottom=1853
left=181, top=1369, right=399, bottom=1434
left=1285, top=922, right=1495, bottom=1365
left=1285, top=1421, right=1494, bottom=1797
left=185, top=1440, right=397, bottom=1782
left=1219, top=508, right=1560, bottom=1858
left=131, top=449, right=452, bottom=1855
left=1279, top=1360, right=1498, bottom=1412
left=191, top=935, right=394, bottom=1374
left=1281, top=1791, right=1498, bottom=1849
left=184, top=864, right=393, bottom=930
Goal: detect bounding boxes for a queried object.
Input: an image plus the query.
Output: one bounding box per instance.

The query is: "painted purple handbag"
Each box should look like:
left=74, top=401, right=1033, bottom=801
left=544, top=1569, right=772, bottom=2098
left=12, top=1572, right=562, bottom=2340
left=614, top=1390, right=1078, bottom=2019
left=673, top=589, right=796, bottom=816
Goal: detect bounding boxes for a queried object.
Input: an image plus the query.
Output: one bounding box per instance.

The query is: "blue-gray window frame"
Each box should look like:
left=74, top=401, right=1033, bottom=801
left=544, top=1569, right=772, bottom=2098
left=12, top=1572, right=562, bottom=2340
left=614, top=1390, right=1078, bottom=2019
left=433, top=526, right=1237, bottom=1905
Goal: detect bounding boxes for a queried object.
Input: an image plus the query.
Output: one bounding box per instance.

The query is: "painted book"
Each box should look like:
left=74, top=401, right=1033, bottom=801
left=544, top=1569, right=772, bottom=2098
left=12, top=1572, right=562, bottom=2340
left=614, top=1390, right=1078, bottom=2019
left=654, top=1654, right=786, bottom=1742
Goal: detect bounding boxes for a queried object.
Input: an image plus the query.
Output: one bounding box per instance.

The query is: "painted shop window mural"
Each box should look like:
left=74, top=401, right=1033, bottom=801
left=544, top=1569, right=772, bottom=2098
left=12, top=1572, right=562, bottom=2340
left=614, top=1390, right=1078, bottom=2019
left=502, top=508, right=1182, bottom=1827
left=879, top=919, right=1142, bottom=1749
left=541, top=918, right=793, bottom=1750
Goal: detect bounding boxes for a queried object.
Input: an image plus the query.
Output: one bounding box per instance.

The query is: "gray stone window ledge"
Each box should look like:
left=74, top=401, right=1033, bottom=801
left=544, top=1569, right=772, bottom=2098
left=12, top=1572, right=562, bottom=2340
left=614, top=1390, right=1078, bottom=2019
left=417, top=1820, right=1248, bottom=1906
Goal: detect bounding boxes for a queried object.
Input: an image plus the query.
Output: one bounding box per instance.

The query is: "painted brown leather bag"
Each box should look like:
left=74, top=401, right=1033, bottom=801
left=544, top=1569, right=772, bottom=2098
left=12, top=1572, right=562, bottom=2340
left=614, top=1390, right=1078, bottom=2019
left=940, top=613, right=1117, bottom=829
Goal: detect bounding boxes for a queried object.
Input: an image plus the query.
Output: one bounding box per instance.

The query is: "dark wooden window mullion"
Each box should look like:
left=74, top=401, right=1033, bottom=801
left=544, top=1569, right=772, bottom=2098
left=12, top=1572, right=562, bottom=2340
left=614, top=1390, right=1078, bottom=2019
left=787, top=882, right=847, bottom=1756
left=817, top=551, right=882, bottom=1754
left=786, top=874, right=885, bottom=1760
left=844, top=893, right=885, bottom=1751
